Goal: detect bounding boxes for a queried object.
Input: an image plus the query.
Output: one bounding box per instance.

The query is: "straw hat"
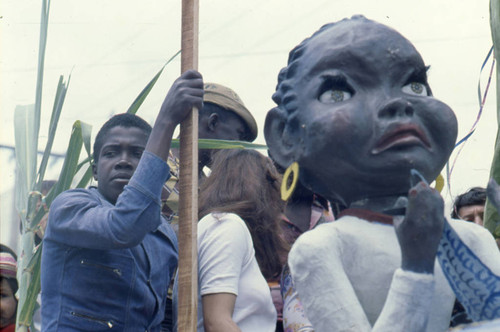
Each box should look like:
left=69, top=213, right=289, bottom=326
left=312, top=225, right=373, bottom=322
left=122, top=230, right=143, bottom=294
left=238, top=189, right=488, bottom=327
left=203, top=83, right=258, bottom=141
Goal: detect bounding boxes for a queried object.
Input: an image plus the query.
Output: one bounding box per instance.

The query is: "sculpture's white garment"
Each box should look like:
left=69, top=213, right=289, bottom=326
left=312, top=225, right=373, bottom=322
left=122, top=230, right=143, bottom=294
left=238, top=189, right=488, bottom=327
left=288, top=215, right=500, bottom=332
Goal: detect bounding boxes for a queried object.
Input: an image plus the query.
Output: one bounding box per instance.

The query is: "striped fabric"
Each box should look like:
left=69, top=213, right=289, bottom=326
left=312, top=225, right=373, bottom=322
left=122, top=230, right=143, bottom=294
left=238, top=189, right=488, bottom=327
left=0, top=252, right=17, bottom=278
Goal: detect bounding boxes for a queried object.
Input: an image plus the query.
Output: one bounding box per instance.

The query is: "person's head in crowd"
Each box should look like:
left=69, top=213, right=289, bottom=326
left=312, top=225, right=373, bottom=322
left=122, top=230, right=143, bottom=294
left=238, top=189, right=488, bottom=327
left=199, top=149, right=287, bottom=279
left=451, top=187, right=487, bottom=225
left=41, top=180, right=57, bottom=197
left=92, top=113, right=152, bottom=204
left=198, top=83, right=258, bottom=170
left=0, top=244, right=18, bottom=330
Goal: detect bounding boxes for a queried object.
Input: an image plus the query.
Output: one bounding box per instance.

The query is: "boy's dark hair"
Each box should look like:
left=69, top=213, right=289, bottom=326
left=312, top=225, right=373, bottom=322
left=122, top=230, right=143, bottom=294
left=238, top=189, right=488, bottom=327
left=451, top=187, right=487, bottom=219
left=93, top=113, right=152, bottom=164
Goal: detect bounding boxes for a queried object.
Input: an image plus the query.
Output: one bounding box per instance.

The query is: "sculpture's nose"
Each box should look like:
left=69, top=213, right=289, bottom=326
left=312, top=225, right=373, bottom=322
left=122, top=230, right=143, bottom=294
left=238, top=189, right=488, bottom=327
left=378, top=98, right=414, bottom=119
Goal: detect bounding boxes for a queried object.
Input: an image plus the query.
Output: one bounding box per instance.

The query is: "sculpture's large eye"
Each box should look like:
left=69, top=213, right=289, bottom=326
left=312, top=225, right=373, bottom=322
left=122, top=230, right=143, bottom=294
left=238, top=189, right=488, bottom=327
left=319, top=89, right=352, bottom=103
left=402, top=82, right=428, bottom=96
left=318, top=75, right=353, bottom=103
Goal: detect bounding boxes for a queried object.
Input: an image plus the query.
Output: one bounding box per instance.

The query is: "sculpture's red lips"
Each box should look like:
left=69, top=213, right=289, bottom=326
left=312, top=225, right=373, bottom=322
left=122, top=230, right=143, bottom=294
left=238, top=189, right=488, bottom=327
left=372, top=124, right=431, bottom=154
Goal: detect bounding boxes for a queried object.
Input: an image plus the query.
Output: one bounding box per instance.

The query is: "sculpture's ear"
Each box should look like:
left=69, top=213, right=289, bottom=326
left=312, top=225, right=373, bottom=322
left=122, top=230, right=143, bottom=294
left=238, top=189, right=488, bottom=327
left=264, top=107, right=301, bottom=168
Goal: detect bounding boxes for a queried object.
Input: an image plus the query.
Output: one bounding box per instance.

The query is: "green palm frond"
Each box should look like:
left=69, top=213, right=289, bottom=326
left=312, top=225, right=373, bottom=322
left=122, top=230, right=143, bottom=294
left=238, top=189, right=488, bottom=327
left=36, top=75, right=70, bottom=190
left=127, top=50, right=181, bottom=115
left=171, top=138, right=267, bottom=150
left=16, top=245, right=42, bottom=327
left=14, top=105, right=38, bottom=218
left=46, top=121, right=92, bottom=204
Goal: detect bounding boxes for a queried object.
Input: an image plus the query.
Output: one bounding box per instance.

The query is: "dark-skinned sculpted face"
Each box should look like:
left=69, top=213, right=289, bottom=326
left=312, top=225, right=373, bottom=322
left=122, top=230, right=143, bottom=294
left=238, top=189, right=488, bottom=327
left=265, top=16, right=458, bottom=206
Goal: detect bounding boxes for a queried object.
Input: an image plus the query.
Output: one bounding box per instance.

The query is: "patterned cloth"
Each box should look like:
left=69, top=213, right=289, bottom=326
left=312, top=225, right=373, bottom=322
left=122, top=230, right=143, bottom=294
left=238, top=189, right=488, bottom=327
left=161, top=151, right=181, bottom=226
left=161, top=151, right=207, bottom=233
left=448, top=318, right=500, bottom=331
left=0, top=252, right=17, bottom=278
left=281, top=264, right=313, bottom=332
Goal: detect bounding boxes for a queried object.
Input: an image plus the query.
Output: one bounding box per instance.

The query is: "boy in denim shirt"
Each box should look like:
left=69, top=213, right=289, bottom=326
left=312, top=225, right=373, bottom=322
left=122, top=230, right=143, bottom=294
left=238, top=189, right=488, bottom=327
left=41, top=70, right=203, bottom=331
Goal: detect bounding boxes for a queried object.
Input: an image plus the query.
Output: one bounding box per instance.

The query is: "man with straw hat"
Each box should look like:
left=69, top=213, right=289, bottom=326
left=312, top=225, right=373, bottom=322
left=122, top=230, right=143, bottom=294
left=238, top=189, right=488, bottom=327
left=161, top=82, right=258, bottom=225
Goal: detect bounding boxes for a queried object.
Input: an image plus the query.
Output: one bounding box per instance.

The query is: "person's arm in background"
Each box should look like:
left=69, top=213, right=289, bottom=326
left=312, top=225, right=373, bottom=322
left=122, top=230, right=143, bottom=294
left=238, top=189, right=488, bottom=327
left=202, top=293, right=241, bottom=332
left=197, top=214, right=252, bottom=332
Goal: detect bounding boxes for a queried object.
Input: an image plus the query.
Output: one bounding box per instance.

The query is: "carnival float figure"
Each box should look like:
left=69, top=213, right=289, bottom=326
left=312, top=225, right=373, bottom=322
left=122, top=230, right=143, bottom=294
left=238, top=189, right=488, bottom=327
left=265, top=15, right=500, bottom=332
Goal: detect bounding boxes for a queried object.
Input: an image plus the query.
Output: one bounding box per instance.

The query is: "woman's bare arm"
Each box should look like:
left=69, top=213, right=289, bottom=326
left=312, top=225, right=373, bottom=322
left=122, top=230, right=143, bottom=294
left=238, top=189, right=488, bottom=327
left=202, top=293, right=241, bottom=332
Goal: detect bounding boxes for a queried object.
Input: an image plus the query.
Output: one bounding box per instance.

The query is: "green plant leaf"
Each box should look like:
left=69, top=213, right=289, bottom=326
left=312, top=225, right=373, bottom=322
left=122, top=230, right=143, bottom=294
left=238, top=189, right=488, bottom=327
left=126, top=50, right=181, bottom=115
left=14, top=104, right=38, bottom=220
left=29, top=202, right=47, bottom=229
left=45, top=121, right=91, bottom=206
left=33, top=0, right=51, bottom=160
left=81, top=117, right=93, bottom=163
left=76, top=165, right=94, bottom=189
left=15, top=1, right=51, bottom=328
left=76, top=157, right=91, bottom=172
left=170, top=138, right=267, bottom=150
left=36, top=75, right=70, bottom=190
left=485, top=0, right=500, bottom=233
left=17, top=244, right=43, bottom=327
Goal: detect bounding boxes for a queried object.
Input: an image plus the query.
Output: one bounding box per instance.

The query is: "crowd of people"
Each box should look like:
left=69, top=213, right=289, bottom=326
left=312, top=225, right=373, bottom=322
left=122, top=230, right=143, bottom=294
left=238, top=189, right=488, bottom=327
left=4, top=15, right=500, bottom=332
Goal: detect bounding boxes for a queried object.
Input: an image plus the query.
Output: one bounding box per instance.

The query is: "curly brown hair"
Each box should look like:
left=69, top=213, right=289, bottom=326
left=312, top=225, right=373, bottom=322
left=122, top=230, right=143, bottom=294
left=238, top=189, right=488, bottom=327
left=199, top=149, right=288, bottom=279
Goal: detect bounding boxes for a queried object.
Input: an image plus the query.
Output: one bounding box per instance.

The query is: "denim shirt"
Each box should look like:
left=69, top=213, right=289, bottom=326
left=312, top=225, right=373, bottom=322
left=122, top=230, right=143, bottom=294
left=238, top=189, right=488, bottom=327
left=41, top=151, right=178, bottom=331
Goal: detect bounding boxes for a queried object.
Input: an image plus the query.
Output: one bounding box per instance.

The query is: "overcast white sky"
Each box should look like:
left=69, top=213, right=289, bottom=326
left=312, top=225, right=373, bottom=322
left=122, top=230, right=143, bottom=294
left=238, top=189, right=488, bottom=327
left=0, top=0, right=498, bottom=246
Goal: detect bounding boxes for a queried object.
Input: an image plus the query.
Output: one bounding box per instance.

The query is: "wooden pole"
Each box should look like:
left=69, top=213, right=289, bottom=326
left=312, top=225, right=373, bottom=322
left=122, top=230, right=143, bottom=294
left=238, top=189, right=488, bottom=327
left=178, top=0, right=199, bottom=331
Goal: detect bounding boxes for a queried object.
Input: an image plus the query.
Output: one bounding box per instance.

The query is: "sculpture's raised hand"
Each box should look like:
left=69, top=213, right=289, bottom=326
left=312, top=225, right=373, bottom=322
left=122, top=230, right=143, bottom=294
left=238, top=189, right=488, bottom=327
left=395, top=181, right=444, bottom=274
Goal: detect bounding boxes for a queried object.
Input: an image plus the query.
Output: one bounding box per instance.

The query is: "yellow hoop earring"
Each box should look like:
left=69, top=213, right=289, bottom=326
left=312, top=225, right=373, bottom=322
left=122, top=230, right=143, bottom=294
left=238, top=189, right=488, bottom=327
left=281, top=162, right=299, bottom=201
left=433, top=174, right=444, bottom=193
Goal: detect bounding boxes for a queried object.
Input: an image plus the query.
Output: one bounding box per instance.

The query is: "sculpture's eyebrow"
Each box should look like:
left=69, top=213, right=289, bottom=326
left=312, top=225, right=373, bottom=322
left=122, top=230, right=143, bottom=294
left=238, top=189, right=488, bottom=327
left=308, top=50, right=367, bottom=75
left=404, top=65, right=430, bottom=84
left=306, top=50, right=375, bottom=81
